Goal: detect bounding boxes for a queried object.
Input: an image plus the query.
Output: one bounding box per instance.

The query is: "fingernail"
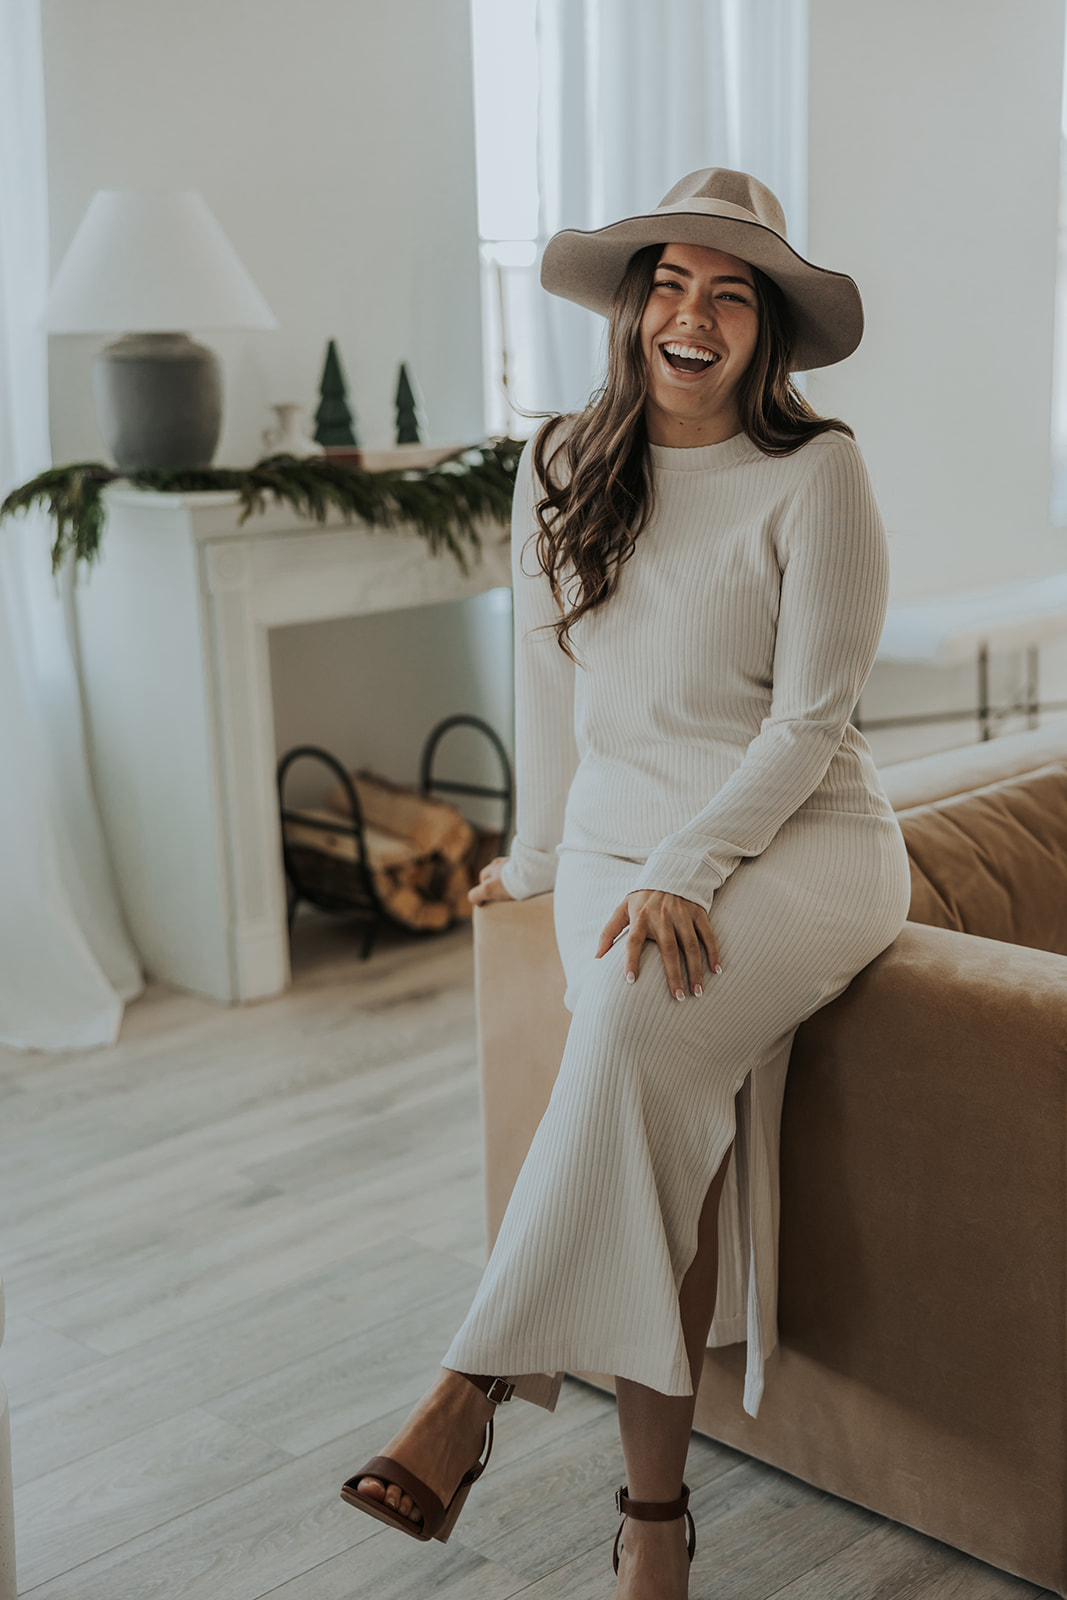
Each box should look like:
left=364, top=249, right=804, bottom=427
left=694, top=983, right=703, bottom=997
left=674, top=988, right=685, bottom=1001
left=625, top=971, right=635, bottom=984
left=713, top=964, right=722, bottom=975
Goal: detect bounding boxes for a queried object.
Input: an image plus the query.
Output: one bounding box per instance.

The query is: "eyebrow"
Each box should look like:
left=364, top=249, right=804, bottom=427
left=655, top=262, right=755, bottom=289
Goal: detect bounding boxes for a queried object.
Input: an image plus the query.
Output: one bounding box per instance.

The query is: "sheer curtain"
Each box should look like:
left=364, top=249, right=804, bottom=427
left=0, top=0, right=142, bottom=1050
left=475, top=0, right=809, bottom=429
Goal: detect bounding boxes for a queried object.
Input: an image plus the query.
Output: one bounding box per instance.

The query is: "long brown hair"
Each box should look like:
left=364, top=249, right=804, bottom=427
left=531, top=242, right=854, bottom=659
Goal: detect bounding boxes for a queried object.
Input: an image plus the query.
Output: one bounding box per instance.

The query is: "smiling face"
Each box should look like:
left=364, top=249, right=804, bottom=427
left=640, top=242, right=760, bottom=446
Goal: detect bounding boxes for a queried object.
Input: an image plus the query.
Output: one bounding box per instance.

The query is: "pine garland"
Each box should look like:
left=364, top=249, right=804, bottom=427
left=0, top=438, right=525, bottom=576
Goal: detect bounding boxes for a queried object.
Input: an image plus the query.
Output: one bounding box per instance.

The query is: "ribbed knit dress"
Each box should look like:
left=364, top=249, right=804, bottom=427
left=443, top=423, right=911, bottom=1417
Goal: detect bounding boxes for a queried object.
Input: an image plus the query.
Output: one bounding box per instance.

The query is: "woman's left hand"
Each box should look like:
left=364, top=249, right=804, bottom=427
left=596, top=890, right=722, bottom=1000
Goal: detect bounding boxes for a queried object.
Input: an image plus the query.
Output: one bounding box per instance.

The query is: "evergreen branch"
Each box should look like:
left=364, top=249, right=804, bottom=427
left=0, top=439, right=524, bottom=574
left=1, top=463, right=117, bottom=572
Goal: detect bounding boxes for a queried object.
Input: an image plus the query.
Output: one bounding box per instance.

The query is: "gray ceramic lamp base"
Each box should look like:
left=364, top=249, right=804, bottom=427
left=93, top=332, right=222, bottom=471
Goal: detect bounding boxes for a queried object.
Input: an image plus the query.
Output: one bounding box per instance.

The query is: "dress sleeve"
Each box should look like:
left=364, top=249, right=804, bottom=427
left=499, top=433, right=580, bottom=900
left=631, top=434, right=889, bottom=914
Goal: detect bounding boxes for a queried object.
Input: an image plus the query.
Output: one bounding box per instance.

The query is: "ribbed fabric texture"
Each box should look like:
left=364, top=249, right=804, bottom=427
left=446, top=426, right=911, bottom=1416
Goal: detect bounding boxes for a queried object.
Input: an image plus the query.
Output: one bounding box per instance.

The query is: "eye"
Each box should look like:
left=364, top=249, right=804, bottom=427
left=654, top=276, right=683, bottom=291
left=717, top=291, right=751, bottom=304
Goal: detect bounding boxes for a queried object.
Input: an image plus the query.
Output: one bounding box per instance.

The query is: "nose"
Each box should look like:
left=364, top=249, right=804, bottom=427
left=676, top=284, right=716, bottom=330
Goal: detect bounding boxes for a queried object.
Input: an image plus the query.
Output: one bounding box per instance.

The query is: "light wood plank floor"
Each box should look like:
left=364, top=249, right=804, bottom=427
left=0, top=911, right=1054, bottom=1599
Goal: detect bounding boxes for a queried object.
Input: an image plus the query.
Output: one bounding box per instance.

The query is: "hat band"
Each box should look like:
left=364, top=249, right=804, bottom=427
left=651, top=195, right=782, bottom=236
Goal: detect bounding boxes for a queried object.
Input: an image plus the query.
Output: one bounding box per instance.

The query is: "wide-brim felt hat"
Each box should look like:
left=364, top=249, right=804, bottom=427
left=540, top=167, right=863, bottom=371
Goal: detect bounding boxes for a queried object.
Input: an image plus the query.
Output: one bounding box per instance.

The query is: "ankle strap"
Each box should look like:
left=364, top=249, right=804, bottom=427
left=613, top=1483, right=696, bottom=1575
left=615, top=1483, right=690, bottom=1521
left=463, top=1373, right=515, bottom=1405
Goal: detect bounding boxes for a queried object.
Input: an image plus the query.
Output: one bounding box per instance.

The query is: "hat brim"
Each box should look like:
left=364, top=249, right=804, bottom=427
left=540, top=210, right=863, bottom=371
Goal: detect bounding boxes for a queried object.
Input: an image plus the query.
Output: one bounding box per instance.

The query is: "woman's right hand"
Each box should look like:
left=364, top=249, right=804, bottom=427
left=468, top=856, right=516, bottom=907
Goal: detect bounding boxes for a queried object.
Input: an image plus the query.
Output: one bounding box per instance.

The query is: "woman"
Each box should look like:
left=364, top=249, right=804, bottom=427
left=341, top=168, right=910, bottom=1600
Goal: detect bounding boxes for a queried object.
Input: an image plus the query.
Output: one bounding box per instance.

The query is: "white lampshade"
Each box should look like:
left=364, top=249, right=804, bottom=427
left=42, top=189, right=278, bottom=333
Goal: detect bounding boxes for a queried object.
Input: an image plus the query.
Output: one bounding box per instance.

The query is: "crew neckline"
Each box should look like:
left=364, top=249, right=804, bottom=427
left=649, top=432, right=762, bottom=471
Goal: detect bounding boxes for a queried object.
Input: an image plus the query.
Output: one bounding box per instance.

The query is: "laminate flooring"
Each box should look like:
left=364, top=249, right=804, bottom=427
left=0, top=911, right=1054, bottom=1599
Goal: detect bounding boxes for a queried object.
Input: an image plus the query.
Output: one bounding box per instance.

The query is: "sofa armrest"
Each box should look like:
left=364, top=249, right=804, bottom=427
left=776, top=919, right=1066, bottom=1491
left=691, top=923, right=1067, bottom=1589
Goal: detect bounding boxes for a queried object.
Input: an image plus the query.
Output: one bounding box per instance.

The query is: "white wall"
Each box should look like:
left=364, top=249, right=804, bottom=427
left=43, top=0, right=513, bottom=818
left=42, top=0, right=485, bottom=460
left=807, top=0, right=1065, bottom=602
left=806, top=0, right=1067, bottom=764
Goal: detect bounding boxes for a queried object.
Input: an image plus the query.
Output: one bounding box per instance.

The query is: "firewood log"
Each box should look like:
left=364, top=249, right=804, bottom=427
left=445, top=860, right=475, bottom=921
left=325, top=770, right=475, bottom=863
left=375, top=871, right=452, bottom=930
left=283, top=798, right=505, bottom=937
left=283, top=808, right=418, bottom=869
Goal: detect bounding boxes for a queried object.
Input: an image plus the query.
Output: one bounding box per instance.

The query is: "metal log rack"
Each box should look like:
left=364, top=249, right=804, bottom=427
left=277, top=713, right=514, bottom=959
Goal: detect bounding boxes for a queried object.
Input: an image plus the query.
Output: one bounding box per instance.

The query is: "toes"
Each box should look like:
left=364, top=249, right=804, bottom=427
left=364, top=1479, right=421, bottom=1524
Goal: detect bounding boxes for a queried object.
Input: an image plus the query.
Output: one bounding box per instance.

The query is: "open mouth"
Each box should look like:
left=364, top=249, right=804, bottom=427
left=661, top=341, right=721, bottom=374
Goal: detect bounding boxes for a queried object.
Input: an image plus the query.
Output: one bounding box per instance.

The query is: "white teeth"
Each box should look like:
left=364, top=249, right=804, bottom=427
left=662, top=342, right=719, bottom=363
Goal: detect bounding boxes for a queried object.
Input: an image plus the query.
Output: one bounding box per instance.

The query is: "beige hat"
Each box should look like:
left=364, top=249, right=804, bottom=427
left=540, top=167, right=863, bottom=371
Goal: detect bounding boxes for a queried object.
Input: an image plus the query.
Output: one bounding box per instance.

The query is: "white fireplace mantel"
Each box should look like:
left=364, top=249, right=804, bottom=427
left=74, top=486, right=511, bottom=1004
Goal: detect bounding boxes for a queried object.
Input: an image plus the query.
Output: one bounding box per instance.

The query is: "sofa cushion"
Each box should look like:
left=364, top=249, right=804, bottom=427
left=897, top=760, right=1067, bottom=952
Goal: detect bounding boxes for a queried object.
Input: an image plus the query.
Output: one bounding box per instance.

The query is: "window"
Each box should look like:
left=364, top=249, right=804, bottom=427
left=470, top=0, right=542, bottom=437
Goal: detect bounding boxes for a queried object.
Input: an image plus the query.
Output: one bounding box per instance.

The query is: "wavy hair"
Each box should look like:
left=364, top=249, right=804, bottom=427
left=531, top=242, right=854, bottom=659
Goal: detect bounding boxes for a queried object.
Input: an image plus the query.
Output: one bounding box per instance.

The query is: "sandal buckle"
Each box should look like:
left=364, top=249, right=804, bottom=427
left=485, top=1377, right=514, bottom=1405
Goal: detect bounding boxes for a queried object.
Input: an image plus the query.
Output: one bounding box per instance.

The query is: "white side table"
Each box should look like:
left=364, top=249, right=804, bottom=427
left=74, top=488, right=510, bottom=1003
left=856, top=572, right=1067, bottom=741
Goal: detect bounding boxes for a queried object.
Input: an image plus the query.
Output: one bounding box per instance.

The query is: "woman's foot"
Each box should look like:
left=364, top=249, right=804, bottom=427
left=355, top=1368, right=497, bottom=1528
left=614, top=1513, right=692, bottom=1599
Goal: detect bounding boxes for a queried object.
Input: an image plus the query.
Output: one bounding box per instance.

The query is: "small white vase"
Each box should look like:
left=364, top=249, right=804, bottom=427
left=262, top=402, right=323, bottom=458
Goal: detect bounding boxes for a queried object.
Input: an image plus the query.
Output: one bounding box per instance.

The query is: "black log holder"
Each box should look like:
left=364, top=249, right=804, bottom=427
left=419, top=713, right=513, bottom=843
left=277, top=714, right=514, bottom=961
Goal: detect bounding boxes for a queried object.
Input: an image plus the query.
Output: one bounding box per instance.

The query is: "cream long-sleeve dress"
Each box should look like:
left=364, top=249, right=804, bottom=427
left=443, top=425, right=911, bottom=1417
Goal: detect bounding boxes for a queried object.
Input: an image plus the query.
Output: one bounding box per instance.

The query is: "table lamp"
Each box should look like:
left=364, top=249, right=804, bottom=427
left=42, top=189, right=278, bottom=470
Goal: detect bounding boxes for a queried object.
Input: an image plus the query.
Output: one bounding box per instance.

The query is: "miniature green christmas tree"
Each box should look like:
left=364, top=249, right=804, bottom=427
left=314, top=339, right=358, bottom=447
left=395, top=362, right=422, bottom=445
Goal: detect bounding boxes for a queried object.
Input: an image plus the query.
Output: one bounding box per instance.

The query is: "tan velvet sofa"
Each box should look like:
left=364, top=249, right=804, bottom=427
left=473, top=718, right=1067, bottom=1595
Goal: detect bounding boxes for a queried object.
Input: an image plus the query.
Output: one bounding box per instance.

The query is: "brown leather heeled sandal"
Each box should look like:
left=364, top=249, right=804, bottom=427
left=339, top=1373, right=514, bottom=1543
left=612, top=1482, right=697, bottom=1575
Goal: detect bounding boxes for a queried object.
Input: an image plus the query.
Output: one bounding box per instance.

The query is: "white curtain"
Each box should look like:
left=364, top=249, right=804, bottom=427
left=487, top=0, right=808, bottom=426
left=0, top=0, right=142, bottom=1050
